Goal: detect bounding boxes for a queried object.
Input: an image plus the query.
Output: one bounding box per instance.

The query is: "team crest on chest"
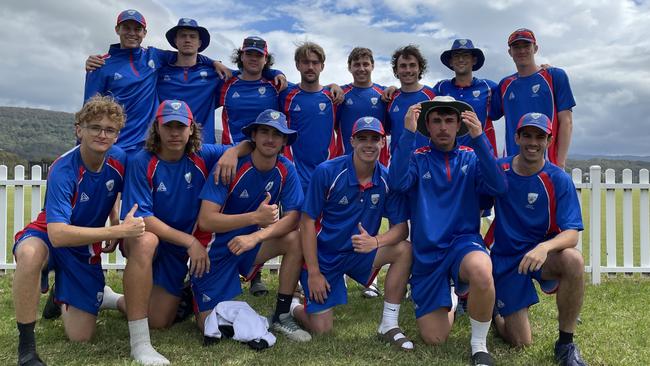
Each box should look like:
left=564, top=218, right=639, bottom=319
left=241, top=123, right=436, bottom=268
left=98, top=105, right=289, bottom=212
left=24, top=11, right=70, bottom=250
left=527, top=192, right=538, bottom=204
left=472, top=90, right=480, bottom=98
left=370, top=97, right=378, bottom=105
left=318, top=103, right=326, bottom=111
left=258, top=86, right=266, bottom=95
left=531, top=84, right=540, bottom=94
left=371, top=193, right=380, bottom=206
left=185, top=172, right=192, bottom=184
left=265, top=181, right=274, bottom=191
left=200, top=71, right=208, bottom=80
left=148, top=59, right=156, bottom=69
left=105, top=179, right=114, bottom=192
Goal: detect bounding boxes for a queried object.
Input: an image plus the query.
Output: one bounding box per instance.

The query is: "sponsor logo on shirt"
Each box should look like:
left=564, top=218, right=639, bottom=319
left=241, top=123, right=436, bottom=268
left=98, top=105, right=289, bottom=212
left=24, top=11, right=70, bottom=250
left=472, top=90, right=480, bottom=98
left=293, top=104, right=301, bottom=112
left=422, top=171, right=432, bottom=179
left=258, top=86, right=266, bottom=95
left=346, top=98, right=353, bottom=105
left=80, top=192, right=90, bottom=202
left=232, top=91, right=240, bottom=98
left=114, top=72, right=123, bottom=80
left=508, top=92, right=515, bottom=100
left=461, top=165, right=468, bottom=175
left=393, top=105, right=400, bottom=112
left=239, top=189, right=249, bottom=199
left=265, top=181, right=274, bottom=191
left=202, top=293, right=211, bottom=303
left=163, top=74, right=171, bottom=82
left=338, top=196, right=349, bottom=205
left=157, top=182, right=167, bottom=192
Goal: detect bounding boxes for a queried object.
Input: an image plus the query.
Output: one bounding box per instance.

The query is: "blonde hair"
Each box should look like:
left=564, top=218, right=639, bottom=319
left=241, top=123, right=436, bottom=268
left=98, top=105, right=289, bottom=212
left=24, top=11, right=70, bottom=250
left=75, top=94, right=126, bottom=129
left=294, top=42, right=326, bottom=63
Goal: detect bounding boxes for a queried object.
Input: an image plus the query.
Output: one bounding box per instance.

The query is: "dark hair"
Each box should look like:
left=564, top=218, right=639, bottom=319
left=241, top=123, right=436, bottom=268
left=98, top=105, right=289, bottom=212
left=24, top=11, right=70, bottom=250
left=145, top=121, right=202, bottom=154
left=427, top=107, right=459, bottom=121
left=231, top=49, right=275, bottom=71
left=347, top=47, right=374, bottom=66
left=391, top=45, right=427, bottom=80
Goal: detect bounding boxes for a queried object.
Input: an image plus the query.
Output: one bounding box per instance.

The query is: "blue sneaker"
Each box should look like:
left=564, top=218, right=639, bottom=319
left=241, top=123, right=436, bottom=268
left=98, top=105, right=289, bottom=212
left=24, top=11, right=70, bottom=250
left=554, top=341, right=588, bottom=366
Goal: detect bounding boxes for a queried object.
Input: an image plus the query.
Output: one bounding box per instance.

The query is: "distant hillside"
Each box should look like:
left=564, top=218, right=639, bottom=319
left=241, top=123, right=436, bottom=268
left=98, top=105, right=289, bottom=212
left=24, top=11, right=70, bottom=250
left=566, top=159, right=650, bottom=182
left=0, top=106, right=75, bottom=163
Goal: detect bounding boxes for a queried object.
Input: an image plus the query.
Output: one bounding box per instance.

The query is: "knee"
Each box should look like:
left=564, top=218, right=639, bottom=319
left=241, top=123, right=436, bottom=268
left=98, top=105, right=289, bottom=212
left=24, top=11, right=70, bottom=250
left=509, top=333, right=532, bottom=347
left=558, top=249, right=584, bottom=277
left=421, top=330, right=448, bottom=346
left=284, top=230, right=302, bottom=257
left=66, top=328, right=95, bottom=343
left=395, top=241, right=413, bottom=261
left=14, top=243, right=47, bottom=272
left=148, top=315, right=173, bottom=330
left=125, top=233, right=158, bottom=261
left=468, top=262, right=493, bottom=290
left=310, top=322, right=332, bottom=335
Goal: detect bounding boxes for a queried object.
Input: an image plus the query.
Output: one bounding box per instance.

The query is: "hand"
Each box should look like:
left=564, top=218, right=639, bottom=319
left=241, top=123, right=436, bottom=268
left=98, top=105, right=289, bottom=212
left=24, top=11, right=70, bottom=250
left=274, top=74, right=288, bottom=92
left=381, top=86, right=397, bottom=102
left=540, top=63, right=552, bottom=70
left=461, top=111, right=483, bottom=138
left=188, top=238, right=210, bottom=277
left=214, top=61, right=232, bottom=79
left=253, top=192, right=279, bottom=227
left=102, top=238, right=122, bottom=253
left=351, top=223, right=378, bottom=253
left=214, top=147, right=238, bottom=185
left=404, top=103, right=421, bottom=133
left=518, top=243, right=549, bottom=275
left=86, top=55, right=104, bottom=71
left=307, top=271, right=330, bottom=304
left=227, top=234, right=259, bottom=256
left=329, top=84, right=344, bottom=105
left=120, top=204, right=145, bottom=238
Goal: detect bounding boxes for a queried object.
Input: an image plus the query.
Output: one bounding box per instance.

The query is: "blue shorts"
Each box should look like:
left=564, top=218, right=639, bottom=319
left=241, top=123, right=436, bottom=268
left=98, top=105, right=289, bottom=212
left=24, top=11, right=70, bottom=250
left=300, top=250, right=379, bottom=314
left=191, top=243, right=263, bottom=312
left=492, top=252, right=559, bottom=317
left=152, top=242, right=189, bottom=297
left=14, top=229, right=105, bottom=316
left=410, top=239, right=487, bottom=319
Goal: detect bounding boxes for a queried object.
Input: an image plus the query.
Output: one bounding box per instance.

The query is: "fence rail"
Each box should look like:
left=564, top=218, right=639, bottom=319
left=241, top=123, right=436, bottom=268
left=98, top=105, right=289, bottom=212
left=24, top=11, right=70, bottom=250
left=2, top=164, right=649, bottom=284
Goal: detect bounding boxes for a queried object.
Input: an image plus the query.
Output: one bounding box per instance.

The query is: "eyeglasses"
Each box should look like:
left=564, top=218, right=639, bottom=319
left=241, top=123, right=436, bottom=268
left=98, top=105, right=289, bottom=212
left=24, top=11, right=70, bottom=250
left=82, top=125, right=119, bottom=138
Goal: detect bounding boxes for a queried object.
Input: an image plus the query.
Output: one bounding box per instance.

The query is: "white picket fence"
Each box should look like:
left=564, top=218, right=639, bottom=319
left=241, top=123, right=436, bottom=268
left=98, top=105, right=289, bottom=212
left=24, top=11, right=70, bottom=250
left=1, top=164, right=649, bottom=284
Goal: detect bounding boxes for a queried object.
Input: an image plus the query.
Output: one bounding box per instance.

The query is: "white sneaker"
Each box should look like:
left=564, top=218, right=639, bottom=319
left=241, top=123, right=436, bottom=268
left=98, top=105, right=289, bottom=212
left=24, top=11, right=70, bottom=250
left=271, top=313, right=312, bottom=342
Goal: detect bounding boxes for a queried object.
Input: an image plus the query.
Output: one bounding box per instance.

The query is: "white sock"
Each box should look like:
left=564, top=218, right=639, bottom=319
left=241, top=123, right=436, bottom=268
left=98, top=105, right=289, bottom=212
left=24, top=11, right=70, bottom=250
left=378, top=302, right=413, bottom=350
left=99, top=285, right=122, bottom=310
left=470, top=317, right=491, bottom=355
left=129, top=318, right=170, bottom=365
left=289, top=298, right=302, bottom=317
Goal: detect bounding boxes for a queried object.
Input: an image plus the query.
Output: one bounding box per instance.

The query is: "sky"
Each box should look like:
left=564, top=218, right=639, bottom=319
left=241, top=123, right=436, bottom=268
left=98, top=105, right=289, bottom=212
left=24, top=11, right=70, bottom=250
left=1, top=0, right=649, bottom=156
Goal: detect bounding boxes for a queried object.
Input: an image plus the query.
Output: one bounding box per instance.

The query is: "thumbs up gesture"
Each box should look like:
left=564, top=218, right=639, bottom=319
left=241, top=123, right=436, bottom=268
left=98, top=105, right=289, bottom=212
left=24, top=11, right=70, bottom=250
left=253, top=192, right=279, bottom=228
left=351, top=223, right=378, bottom=253
left=121, top=204, right=146, bottom=238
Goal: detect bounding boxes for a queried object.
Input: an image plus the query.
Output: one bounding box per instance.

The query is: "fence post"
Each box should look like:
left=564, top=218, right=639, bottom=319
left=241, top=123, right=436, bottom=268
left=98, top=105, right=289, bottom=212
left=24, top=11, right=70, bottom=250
left=640, top=169, right=649, bottom=272
left=0, top=165, right=7, bottom=268
left=13, top=165, right=25, bottom=239
left=31, top=166, right=42, bottom=220
left=622, top=169, right=633, bottom=275
left=605, top=169, right=616, bottom=271
left=590, top=165, right=601, bottom=284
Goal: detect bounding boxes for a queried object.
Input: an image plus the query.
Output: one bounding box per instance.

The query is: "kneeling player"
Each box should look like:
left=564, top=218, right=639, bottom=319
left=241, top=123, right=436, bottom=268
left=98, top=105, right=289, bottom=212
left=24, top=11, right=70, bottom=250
left=192, top=109, right=310, bottom=342
left=12, top=96, right=144, bottom=366
left=293, top=117, right=414, bottom=350
left=488, top=113, right=587, bottom=366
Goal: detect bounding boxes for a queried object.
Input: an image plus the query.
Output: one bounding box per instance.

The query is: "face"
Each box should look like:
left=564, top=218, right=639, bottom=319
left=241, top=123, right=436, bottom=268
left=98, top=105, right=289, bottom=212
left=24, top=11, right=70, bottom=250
left=252, top=125, right=287, bottom=157
left=348, top=56, right=374, bottom=85
left=515, top=126, right=551, bottom=164
left=241, top=50, right=267, bottom=76
left=175, top=28, right=201, bottom=56
left=296, top=51, right=324, bottom=84
left=350, top=131, right=385, bottom=164
left=158, top=121, right=191, bottom=154
left=426, top=110, right=460, bottom=151
left=115, top=20, right=146, bottom=49
left=508, top=40, right=538, bottom=67
left=449, top=51, right=476, bottom=75
left=76, top=116, right=120, bottom=154
left=395, top=54, right=420, bottom=86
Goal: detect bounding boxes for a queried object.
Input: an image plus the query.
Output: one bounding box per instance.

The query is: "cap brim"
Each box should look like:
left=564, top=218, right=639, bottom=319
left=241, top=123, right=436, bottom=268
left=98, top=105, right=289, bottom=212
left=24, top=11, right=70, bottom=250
left=165, top=26, right=211, bottom=52
left=417, top=100, right=474, bottom=138
left=440, top=49, right=485, bottom=71
left=242, top=122, right=297, bottom=145
left=158, top=114, right=191, bottom=126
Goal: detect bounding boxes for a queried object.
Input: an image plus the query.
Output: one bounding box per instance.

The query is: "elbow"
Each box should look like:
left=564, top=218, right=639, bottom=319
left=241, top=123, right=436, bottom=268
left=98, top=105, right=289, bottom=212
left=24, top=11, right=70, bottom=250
left=197, top=214, right=211, bottom=233
left=47, top=229, right=65, bottom=248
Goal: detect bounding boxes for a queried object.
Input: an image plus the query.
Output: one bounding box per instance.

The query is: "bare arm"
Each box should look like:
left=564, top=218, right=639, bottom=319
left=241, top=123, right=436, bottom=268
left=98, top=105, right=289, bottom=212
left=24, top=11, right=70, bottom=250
left=300, top=214, right=330, bottom=303
left=226, top=210, right=299, bottom=256
left=214, top=141, right=254, bottom=184
left=351, top=222, right=408, bottom=253
left=555, top=110, right=573, bottom=169
left=518, top=229, right=579, bottom=274
left=197, top=192, right=278, bottom=233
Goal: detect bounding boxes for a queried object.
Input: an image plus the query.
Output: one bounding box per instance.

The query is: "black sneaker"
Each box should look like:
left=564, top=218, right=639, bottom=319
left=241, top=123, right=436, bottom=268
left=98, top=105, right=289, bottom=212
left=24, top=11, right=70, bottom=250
left=249, top=272, right=268, bottom=297
left=555, top=341, right=588, bottom=366
left=471, top=351, right=495, bottom=366
left=18, top=350, right=47, bottom=366
left=42, top=286, right=60, bottom=320
left=174, top=282, right=194, bottom=324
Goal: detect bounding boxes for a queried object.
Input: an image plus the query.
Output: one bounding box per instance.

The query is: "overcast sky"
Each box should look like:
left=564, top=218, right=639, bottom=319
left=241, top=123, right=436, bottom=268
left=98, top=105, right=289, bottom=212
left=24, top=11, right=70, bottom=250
left=1, top=0, right=649, bottom=156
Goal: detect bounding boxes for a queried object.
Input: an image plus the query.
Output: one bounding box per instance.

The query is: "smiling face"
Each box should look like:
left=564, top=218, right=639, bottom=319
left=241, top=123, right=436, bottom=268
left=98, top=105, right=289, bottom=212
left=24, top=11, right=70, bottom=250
left=175, top=28, right=201, bottom=56
left=349, top=55, right=374, bottom=86
left=115, top=20, right=146, bottom=49
left=251, top=125, right=287, bottom=158
left=351, top=130, right=384, bottom=164
left=395, top=54, right=420, bottom=87
left=515, top=126, right=551, bottom=165
left=449, top=50, right=476, bottom=76
left=76, top=116, right=120, bottom=154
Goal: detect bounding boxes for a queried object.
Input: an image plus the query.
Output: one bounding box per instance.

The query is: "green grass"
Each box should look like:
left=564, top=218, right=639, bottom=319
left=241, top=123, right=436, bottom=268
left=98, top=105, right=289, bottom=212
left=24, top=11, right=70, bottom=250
left=0, top=271, right=649, bottom=365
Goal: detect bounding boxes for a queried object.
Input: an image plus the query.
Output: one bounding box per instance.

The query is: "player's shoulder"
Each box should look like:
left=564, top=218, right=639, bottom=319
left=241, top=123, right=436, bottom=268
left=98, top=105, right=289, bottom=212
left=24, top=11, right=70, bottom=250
left=476, top=77, right=497, bottom=88
left=542, top=161, right=573, bottom=183
left=48, top=146, right=80, bottom=177
left=499, top=72, right=519, bottom=85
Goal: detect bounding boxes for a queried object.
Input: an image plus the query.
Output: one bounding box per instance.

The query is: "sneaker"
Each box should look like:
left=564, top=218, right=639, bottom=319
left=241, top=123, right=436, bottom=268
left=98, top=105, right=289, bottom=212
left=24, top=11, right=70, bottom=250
left=42, top=285, right=61, bottom=320
left=271, top=313, right=312, bottom=342
left=361, top=283, right=381, bottom=298
left=249, top=273, right=268, bottom=297
left=555, top=341, right=588, bottom=366
left=18, top=350, right=47, bottom=366
left=471, top=351, right=495, bottom=366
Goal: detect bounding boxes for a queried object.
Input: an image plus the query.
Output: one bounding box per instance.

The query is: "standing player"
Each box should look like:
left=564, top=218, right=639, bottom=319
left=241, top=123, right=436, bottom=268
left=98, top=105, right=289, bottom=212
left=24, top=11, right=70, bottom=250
left=389, top=97, right=507, bottom=366
left=12, top=96, right=143, bottom=366
left=280, top=42, right=341, bottom=193
left=192, top=109, right=310, bottom=342
left=434, top=39, right=498, bottom=155
left=487, top=113, right=587, bottom=366
left=493, top=28, right=576, bottom=168
left=384, top=45, right=436, bottom=154
left=120, top=100, right=249, bottom=365
left=293, top=117, right=413, bottom=350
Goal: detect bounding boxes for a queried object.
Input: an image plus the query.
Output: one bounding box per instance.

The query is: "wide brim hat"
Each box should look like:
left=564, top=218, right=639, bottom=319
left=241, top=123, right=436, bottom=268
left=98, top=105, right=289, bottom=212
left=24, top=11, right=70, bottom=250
left=417, top=96, right=474, bottom=138
left=166, top=18, right=210, bottom=53
left=440, top=38, right=485, bottom=71
left=242, top=109, right=297, bottom=145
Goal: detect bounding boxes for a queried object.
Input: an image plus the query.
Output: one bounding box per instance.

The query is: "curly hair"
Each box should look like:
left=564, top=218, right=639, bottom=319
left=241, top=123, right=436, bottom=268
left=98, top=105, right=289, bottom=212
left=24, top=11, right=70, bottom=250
left=294, top=41, right=326, bottom=63
left=145, top=121, right=202, bottom=155
left=347, top=47, right=374, bottom=66
left=75, top=94, right=125, bottom=129
left=391, top=45, right=427, bottom=80
left=231, top=49, right=275, bottom=72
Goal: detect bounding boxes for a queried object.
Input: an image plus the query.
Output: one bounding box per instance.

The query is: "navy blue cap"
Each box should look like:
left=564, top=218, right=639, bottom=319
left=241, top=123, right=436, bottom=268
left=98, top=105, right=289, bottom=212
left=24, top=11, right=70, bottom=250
left=440, top=39, right=485, bottom=71
left=242, top=109, right=297, bottom=145
left=155, top=100, right=193, bottom=126
left=352, top=117, right=385, bottom=136
left=516, top=112, right=552, bottom=135
left=242, top=36, right=268, bottom=55
left=166, top=18, right=210, bottom=53
left=117, top=9, right=146, bottom=28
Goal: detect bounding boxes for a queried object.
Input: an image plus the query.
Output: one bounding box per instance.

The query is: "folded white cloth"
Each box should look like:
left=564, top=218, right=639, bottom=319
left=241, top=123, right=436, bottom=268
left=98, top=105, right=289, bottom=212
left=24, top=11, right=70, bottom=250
left=204, top=301, right=276, bottom=346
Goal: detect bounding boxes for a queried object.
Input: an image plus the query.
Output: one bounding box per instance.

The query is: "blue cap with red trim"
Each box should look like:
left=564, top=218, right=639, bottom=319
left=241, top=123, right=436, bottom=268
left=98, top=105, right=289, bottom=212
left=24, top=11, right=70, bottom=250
left=242, top=36, right=268, bottom=55
left=352, top=116, right=385, bottom=136
left=155, top=100, right=193, bottom=126
left=516, top=112, right=551, bottom=135
left=117, top=9, right=146, bottom=28
left=508, top=28, right=536, bottom=46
